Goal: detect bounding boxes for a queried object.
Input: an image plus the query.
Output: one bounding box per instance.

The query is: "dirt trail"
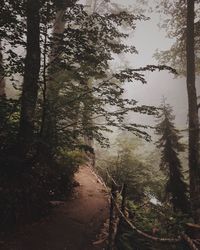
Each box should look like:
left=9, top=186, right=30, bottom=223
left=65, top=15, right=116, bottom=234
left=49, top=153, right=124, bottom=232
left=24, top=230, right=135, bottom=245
left=3, top=165, right=109, bottom=250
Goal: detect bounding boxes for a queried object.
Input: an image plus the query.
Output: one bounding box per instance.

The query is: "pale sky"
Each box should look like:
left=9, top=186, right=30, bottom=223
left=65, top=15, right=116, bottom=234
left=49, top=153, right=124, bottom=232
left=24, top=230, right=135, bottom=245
left=110, top=0, right=191, bottom=130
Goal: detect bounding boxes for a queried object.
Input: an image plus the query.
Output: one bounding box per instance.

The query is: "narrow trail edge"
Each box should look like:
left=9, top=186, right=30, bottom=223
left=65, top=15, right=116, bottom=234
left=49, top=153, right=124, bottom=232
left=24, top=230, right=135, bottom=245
left=3, top=165, right=109, bottom=250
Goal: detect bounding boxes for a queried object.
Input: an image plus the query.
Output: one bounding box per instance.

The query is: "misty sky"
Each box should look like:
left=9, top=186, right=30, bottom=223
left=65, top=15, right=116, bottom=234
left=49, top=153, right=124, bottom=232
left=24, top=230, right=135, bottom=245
left=110, top=0, right=191, bottom=130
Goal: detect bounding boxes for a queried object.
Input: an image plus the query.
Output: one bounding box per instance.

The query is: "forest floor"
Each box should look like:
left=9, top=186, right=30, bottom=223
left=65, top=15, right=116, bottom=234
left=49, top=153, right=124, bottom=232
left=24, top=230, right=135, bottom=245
left=2, top=165, right=109, bottom=250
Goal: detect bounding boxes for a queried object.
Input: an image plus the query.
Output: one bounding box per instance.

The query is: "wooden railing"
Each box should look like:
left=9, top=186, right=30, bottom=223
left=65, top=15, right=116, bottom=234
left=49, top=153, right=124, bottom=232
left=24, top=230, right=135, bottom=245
left=88, top=164, right=200, bottom=250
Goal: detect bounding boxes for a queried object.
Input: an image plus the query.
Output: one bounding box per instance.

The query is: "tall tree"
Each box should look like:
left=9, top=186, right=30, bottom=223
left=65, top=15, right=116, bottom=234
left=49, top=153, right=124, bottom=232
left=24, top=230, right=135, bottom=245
left=42, top=0, right=77, bottom=149
left=155, top=101, right=190, bottom=214
left=41, top=0, right=67, bottom=147
left=154, top=0, right=200, bottom=223
left=186, top=0, right=200, bottom=223
left=155, top=0, right=200, bottom=76
left=19, top=0, right=41, bottom=152
left=35, top=0, right=176, bottom=153
left=40, top=2, right=153, bottom=151
left=0, top=41, right=5, bottom=97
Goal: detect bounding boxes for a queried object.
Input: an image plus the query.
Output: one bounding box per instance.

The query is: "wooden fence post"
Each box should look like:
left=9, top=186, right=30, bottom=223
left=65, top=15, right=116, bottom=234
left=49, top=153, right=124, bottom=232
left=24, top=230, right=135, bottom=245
left=121, top=183, right=127, bottom=214
left=114, top=183, right=127, bottom=249
left=183, top=223, right=200, bottom=249
left=107, top=181, right=117, bottom=250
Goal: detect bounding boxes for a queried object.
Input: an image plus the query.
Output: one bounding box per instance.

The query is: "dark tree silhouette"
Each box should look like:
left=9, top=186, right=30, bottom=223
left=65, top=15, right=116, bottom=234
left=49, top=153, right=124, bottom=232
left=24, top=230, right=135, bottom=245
left=156, top=101, right=190, bottom=214
left=186, top=0, right=200, bottom=223
left=19, top=0, right=41, bottom=153
left=0, top=41, right=5, bottom=97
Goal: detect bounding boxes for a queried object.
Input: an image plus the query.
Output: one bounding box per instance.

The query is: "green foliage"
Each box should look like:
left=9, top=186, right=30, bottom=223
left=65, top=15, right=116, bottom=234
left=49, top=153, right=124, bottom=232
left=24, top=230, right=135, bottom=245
left=96, top=132, right=164, bottom=202
left=0, top=0, right=177, bottom=151
left=0, top=0, right=177, bottom=231
left=96, top=131, right=192, bottom=250
left=154, top=0, right=200, bottom=76
left=0, top=95, right=86, bottom=228
left=116, top=200, right=192, bottom=250
left=0, top=97, right=20, bottom=149
left=127, top=201, right=192, bottom=237
left=0, top=146, right=85, bottom=229
left=38, top=2, right=173, bottom=149
left=45, top=149, right=85, bottom=199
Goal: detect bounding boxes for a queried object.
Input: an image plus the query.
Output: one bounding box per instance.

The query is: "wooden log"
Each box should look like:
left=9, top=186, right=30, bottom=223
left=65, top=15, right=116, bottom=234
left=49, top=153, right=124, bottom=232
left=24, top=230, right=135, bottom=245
left=181, top=233, right=199, bottom=250
left=114, top=183, right=127, bottom=250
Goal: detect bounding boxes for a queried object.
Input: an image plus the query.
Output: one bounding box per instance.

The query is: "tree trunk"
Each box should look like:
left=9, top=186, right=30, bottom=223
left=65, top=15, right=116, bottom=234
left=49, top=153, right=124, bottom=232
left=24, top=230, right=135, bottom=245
left=82, top=79, right=94, bottom=148
left=186, top=0, right=200, bottom=223
left=42, top=3, right=67, bottom=148
left=19, top=0, right=41, bottom=151
left=42, top=0, right=76, bottom=149
left=0, top=41, right=6, bottom=97
left=82, top=3, right=96, bottom=152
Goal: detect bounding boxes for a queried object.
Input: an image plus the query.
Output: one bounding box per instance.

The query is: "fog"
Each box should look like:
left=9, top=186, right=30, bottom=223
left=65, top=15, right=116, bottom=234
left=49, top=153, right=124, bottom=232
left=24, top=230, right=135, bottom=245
left=110, top=0, right=191, bottom=130
left=7, top=0, right=200, bottom=131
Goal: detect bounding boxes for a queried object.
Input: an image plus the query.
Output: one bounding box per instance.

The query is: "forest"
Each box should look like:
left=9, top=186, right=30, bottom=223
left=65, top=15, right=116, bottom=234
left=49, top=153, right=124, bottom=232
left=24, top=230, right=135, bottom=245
left=0, top=0, right=200, bottom=249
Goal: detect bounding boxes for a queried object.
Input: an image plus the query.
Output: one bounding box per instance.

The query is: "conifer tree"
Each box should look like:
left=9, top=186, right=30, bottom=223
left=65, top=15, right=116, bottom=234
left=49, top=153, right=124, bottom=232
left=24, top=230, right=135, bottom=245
left=155, top=101, right=190, bottom=214
left=153, top=0, right=200, bottom=223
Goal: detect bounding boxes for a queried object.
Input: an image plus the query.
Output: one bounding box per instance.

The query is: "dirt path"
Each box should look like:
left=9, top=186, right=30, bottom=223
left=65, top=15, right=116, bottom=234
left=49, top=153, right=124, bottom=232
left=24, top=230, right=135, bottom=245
left=3, top=165, right=109, bottom=250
